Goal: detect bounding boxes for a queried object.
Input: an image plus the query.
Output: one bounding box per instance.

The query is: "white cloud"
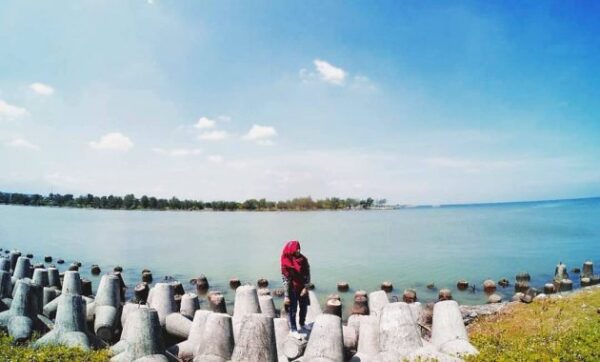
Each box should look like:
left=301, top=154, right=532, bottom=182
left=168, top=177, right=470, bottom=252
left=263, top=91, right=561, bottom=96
left=29, top=82, right=55, bottom=96
left=153, top=147, right=202, bottom=157
left=207, top=155, right=224, bottom=164
left=243, top=125, right=278, bottom=144
left=314, top=59, right=346, bottom=85
left=6, top=138, right=39, bottom=150
left=0, top=100, right=29, bottom=120
left=89, top=132, right=134, bottom=151
left=198, top=130, right=228, bottom=141
left=194, top=116, right=216, bottom=130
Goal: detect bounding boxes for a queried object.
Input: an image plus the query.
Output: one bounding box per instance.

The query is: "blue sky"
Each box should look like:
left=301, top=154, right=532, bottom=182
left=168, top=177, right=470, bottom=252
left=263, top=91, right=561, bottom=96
left=1, top=0, right=599, bottom=204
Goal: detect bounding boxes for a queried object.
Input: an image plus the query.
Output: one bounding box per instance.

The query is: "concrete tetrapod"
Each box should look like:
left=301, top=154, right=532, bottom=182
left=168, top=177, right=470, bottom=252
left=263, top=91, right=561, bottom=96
left=43, top=287, right=59, bottom=307
left=0, top=258, right=10, bottom=272
left=273, top=317, right=290, bottom=362
left=232, top=285, right=261, bottom=342
left=147, top=283, right=177, bottom=327
left=0, top=270, right=13, bottom=299
left=0, top=280, right=39, bottom=342
left=231, top=313, right=277, bottom=362
left=43, top=271, right=82, bottom=319
left=9, top=251, right=21, bottom=272
left=32, top=268, right=49, bottom=287
left=47, top=267, right=61, bottom=289
left=11, top=256, right=32, bottom=285
left=33, top=293, right=90, bottom=350
left=295, top=290, right=323, bottom=326
left=368, top=290, right=389, bottom=318
left=431, top=300, right=478, bottom=358
left=193, top=312, right=235, bottom=362
left=94, top=274, right=123, bottom=342
left=165, top=313, right=193, bottom=340
left=121, top=302, right=149, bottom=329
left=282, top=336, right=307, bottom=361
left=349, top=315, right=379, bottom=362
left=302, top=313, right=344, bottom=362
left=167, top=309, right=211, bottom=361
left=180, top=293, right=200, bottom=319
left=375, top=302, right=423, bottom=361
left=110, top=308, right=167, bottom=362
left=259, top=294, right=277, bottom=318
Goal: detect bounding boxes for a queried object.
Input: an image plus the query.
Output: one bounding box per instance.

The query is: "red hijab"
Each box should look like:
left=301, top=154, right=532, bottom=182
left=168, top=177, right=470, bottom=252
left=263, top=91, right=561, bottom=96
left=280, top=240, right=309, bottom=289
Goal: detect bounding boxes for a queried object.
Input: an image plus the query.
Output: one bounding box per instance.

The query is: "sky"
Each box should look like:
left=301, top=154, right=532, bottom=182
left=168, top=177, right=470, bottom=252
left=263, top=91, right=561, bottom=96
left=1, top=0, right=599, bottom=205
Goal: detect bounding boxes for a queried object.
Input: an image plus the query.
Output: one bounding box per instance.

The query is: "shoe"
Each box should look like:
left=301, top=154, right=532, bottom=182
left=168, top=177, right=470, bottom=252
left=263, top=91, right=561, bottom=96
left=289, top=331, right=303, bottom=339
left=299, top=325, right=311, bottom=334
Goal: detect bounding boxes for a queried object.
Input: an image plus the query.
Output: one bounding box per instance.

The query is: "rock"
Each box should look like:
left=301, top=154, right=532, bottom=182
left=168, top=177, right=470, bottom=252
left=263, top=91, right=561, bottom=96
left=511, top=293, right=524, bottom=302
left=534, top=294, right=547, bottom=301
left=487, top=294, right=502, bottom=304
left=498, top=278, right=510, bottom=288
left=520, top=294, right=533, bottom=304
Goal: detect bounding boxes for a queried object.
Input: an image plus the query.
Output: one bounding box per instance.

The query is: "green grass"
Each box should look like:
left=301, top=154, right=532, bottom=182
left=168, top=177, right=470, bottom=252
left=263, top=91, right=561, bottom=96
left=0, top=333, right=110, bottom=362
left=466, top=287, right=600, bottom=362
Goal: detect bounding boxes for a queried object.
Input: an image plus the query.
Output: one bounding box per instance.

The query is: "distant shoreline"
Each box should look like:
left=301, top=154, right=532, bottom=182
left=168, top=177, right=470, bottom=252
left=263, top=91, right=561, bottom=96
left=0, top=190, right=387, bottom=212
left=0, top=191, right=598, bottom=213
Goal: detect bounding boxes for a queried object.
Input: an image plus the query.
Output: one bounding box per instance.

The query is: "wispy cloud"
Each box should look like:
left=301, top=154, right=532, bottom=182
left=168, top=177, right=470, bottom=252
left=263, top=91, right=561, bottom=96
left=313, top=59, right=346, bottom=85
left=89, top=132, right=134, bottom=151
left=6, top=138, right=39, bottom=150
left=198, top=130, right=228, bottom=141
left=29, top=82, right=55, bottom=96
left=194, top=116, right=216, bottom=130
left=153, top=147, right=202, bottom=157
left=243, top=124, right=277, bottom=145
left=0, top=100, right=29, bottom=120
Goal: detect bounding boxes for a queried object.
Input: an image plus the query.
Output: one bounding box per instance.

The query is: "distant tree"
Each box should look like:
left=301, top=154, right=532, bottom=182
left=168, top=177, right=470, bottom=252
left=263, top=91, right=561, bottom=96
left=140, top=195, right=149, bottom=209
left=242, top=199, right=259, bottom=210
left=123, top=194, right=137, bottom=209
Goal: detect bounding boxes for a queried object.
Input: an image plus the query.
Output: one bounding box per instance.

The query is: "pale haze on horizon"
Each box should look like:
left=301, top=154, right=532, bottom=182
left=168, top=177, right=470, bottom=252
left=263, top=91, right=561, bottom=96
left=1, top=1, right=599, bottom=205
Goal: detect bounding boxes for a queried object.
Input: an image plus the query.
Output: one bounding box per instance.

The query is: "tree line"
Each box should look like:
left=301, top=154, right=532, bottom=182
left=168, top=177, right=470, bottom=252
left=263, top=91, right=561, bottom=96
left=0, top=191, right=386, bottom=211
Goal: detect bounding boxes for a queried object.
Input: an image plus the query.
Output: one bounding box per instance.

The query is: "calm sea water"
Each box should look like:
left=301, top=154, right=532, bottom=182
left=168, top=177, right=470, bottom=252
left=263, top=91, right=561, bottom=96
left=0, top=198, right=599, bottom=314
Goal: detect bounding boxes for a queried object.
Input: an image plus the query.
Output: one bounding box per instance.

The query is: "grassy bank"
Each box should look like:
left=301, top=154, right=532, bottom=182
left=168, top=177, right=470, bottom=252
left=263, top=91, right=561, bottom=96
left=466, top=287, right=600, bottom=361
left=0, top=334, right=110, bottom=362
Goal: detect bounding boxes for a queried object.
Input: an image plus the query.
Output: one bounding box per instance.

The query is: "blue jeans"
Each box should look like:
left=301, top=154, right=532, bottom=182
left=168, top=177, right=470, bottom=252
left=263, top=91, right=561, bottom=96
left=288, top=288, right=308, bottom=331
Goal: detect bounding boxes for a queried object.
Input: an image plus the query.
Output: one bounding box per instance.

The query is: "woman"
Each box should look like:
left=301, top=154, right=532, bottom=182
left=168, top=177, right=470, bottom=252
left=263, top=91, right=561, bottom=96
left=280, top=240, right=311, bottom=336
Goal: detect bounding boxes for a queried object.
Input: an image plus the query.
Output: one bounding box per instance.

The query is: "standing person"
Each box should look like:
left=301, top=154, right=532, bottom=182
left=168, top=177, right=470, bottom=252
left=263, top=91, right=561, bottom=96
left=281, top=240, right=311, bottom=337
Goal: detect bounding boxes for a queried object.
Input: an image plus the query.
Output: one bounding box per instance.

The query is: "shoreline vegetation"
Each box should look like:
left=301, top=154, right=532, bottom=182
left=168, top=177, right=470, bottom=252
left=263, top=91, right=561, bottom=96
left=0, top=191, right=390, bottom=212
left=466, top=285, right=600, bottom=361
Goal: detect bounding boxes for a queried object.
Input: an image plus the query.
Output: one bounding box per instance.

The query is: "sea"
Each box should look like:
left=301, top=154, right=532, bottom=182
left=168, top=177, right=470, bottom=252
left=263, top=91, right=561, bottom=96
left=0, top=197, right=598, bottom=316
